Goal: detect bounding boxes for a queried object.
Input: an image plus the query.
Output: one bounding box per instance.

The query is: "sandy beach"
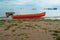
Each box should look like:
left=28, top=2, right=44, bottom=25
left=0, top=19, right=60, bottom=40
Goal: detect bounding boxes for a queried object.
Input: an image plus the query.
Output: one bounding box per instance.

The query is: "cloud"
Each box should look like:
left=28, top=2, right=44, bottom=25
left=10, top=0, right=33, bottom=5
left=0, top=0, right=60, bottom=8
left=0, top=0, right=33, bottom=5
left=47, top=0, right=60, bottom=5
left=36, top=0, right=60, bottom=7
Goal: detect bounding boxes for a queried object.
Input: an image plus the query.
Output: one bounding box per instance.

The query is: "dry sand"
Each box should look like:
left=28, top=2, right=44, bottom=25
left=0, top=19, right=60, bottom=40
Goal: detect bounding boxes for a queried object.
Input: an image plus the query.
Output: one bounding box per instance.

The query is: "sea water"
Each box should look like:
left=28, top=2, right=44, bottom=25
left=0, top=10, right=60, bottom=20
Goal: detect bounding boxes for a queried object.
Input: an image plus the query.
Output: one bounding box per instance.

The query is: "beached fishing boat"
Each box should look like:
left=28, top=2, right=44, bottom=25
left=6, top=12, right=46, bottom=19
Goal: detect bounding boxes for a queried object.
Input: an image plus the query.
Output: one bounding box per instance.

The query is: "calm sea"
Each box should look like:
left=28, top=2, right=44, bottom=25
left=0, top=10, right=60, bottom=20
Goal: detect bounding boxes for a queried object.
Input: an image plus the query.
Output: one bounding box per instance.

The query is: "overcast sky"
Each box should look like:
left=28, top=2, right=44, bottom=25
left=0, top=0, right=60, bottom=17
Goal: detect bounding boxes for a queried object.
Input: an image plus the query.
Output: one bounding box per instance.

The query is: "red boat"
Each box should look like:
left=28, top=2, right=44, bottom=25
left=6, top=12, right=46, bottom=19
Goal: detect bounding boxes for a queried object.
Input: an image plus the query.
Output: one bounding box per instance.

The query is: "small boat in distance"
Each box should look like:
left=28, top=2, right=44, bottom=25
left=6, top=12, right=46, bottom=19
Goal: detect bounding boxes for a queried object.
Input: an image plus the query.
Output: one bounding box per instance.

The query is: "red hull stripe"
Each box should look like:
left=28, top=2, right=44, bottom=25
left=12, top=12, right=46, bottom=19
